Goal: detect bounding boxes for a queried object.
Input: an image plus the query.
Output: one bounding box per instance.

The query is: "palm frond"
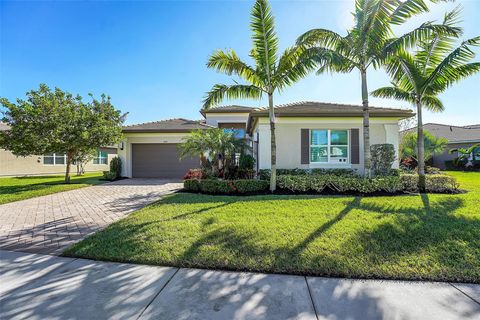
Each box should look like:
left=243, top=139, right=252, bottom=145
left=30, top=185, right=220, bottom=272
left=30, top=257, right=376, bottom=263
left=420, top=95, right=444, bottom=112
left=202, top=84, right=263, bottom=110
left=207, top=49, right=262, bottom=86
left=390, top=0, right=429, bottom=25
left=370, top=86, right=415, bottom=103
left=250, top=0, right=278, bottom=84
left=429, top=62, right=480, bottom=93
left=296, top=28, right=346, bottom=49
left=384, top=23, right=462, bottom=56
left=274, top=46, right=318, bottom=89
left=423, top=36, right=480, bottom=93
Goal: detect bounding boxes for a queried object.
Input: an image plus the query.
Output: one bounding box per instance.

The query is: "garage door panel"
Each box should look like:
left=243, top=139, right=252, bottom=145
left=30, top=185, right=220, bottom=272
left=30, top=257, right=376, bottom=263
left=132, top=144, right=199, bottom=178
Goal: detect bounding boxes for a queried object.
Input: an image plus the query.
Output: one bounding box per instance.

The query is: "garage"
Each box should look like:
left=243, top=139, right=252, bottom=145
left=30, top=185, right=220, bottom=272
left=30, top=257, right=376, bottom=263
left=132, top=143, right=199, bottom=179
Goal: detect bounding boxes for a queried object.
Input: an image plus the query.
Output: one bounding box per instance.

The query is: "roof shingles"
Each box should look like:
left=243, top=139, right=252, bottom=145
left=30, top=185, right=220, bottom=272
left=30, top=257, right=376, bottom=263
left=122, top=118, right=212, bottom=133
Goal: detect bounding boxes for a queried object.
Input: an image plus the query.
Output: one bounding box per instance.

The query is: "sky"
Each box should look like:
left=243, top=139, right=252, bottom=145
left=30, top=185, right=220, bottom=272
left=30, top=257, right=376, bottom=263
left=1, top=0, right=479, bottom=126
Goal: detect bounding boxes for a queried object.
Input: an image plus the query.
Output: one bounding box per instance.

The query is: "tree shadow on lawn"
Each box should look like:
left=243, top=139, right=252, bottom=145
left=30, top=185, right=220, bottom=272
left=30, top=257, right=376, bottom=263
left=175, top=193, right=479, bottom=282
left=68, top=192, right=479, bottom=282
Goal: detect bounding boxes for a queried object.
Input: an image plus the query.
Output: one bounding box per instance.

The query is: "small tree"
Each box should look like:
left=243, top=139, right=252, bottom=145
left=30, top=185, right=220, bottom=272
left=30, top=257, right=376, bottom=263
left=0, top=84, right=124, bottom=183
left=179, top=128, right=249, bottom=177
left=400, top=130, right=448, bottom=164
left=72, top=148, right=97, bottom=175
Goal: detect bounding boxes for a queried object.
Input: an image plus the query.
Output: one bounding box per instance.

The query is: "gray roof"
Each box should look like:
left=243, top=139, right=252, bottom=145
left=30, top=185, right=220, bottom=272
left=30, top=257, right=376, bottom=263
left=404, top=123, right=480, bottom=143
left=123, top=118, right=212, bottom=133
left=250, top=101, right=414, bottom=118
left=0, top=122, right=10, bottom=131
left=200, top=105, right=254, bottom=116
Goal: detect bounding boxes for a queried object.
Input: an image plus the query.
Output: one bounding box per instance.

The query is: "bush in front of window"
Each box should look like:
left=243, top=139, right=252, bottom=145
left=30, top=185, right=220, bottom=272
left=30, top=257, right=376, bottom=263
left=258, top=168, right=357, bottom=180
left=276, top=174, right=458, bottom=194
left=370, top=144, right=395, bottom=176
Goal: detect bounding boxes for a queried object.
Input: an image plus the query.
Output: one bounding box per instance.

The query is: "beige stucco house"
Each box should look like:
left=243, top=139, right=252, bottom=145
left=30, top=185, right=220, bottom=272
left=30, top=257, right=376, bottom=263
left=0, top=122, right=117, bottom=177
left=117, top=101, right=413, bottom=178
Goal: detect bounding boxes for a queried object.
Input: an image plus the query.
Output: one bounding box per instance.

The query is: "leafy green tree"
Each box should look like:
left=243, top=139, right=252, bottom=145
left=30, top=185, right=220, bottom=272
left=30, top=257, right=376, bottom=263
left=179, top=128, right=249, bottom=177
left=372, top=8, right=479, bottom=191
left=401, top=130, right=448, bottom=163
left=0, top=84, right=124, bottom=183
left=202, top=0, right=315, bottom=191
left=297, top=0, right=458, bottom=176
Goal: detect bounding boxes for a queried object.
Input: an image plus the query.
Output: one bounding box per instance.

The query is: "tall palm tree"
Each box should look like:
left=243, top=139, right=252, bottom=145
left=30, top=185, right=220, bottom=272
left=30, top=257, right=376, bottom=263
left=372, top=8, right=480, bottom=191
left=297, top=0, right=458, bottom=176
left=202, top=0, right=315, bottom=191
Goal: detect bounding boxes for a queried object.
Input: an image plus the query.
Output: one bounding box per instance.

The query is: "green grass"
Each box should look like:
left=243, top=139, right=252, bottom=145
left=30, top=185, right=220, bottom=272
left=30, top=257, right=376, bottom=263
left=0, top=172, right=106, bottom=204
left=64, top=171, right=480, bottom=283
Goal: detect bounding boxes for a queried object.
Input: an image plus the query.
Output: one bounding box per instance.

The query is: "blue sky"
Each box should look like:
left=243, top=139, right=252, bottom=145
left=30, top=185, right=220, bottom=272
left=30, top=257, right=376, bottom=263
left=1, top=0, right=479, bottom=126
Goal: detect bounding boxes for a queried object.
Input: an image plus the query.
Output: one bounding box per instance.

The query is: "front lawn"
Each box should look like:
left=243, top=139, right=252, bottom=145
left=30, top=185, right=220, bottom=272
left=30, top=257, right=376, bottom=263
left=64, top=171, right=480, bottom=283
left=0, top=172, right=106, bottom=204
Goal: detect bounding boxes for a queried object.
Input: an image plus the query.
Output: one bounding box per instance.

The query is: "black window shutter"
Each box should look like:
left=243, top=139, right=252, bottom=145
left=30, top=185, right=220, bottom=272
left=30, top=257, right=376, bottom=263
left=350, top=128, right=360, bottom=164
left=301, top=129, right=309, bottom=164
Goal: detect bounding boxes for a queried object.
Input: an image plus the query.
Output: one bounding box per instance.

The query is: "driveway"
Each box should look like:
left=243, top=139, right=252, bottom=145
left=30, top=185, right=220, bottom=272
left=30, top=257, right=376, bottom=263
left=1, top=250, right=479, bottom=320
left=0, top=179, right=182, bottom=255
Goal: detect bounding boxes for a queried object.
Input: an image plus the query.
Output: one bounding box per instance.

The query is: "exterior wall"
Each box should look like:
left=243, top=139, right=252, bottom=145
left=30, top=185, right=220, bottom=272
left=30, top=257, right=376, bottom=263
left=118, top=132, right=191, bottom=178
left=254, top=117, right=400, bottom=174
left=204, top=113, right=250, bottom=128
left=0, top=147, right=117, bottom=177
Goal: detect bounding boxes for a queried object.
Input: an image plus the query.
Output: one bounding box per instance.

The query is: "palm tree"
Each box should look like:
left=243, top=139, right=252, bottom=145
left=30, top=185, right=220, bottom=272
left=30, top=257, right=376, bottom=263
left=297, top=0, right=458, bottom=177
left=449, top=143, right=480, bottom=167
left=372, top=8, right=480, bottom=191
left=202, top=0, right=315, bottom=191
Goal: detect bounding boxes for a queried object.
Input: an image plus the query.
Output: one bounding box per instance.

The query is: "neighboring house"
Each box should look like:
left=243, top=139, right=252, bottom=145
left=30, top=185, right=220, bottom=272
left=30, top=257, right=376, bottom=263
left=403, top=123, right=480, bottom=169
left=0, top=122, right=117, bottom=177
left=118, top=102, right=413, bottom=178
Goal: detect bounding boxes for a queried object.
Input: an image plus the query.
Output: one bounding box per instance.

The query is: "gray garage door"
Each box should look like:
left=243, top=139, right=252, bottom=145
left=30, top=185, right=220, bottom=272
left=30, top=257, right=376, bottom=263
left=132, top=143, right=199, bottom=179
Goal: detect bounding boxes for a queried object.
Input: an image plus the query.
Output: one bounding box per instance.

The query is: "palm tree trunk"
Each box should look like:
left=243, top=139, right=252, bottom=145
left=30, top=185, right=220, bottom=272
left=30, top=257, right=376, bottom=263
left=361, top=70, right=371, bottom=177
left=268, top=93, right=276, bottom=192
left=416, top=99, right=426, bottom=192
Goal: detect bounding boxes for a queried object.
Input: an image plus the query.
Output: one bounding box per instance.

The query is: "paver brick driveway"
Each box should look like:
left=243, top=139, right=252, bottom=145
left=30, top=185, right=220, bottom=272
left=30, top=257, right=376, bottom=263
left=0, top=179, right=182, bottom=255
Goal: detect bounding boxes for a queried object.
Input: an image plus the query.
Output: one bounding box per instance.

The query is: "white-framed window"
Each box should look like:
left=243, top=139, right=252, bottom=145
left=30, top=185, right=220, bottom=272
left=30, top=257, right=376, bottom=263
left=43, top=153, right=66, bottom=165
left=93, top=150, right=108, bottom=165
left=310, top=129, right=349, bottom=164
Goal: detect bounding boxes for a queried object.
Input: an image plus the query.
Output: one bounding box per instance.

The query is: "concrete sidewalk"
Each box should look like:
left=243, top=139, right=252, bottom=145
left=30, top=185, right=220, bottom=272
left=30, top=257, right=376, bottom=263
left=1, top=250, right=479, bottom=320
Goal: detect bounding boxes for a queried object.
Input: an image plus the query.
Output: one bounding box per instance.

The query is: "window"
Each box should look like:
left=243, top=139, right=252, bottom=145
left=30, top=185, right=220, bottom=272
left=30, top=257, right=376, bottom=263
left=43, top=153, right=66, bottom=165
left=310, top=129, right=349, bottom=163
left=223, top=128, right=245, bottom=139
left=93, top=150, right=108, bottom=165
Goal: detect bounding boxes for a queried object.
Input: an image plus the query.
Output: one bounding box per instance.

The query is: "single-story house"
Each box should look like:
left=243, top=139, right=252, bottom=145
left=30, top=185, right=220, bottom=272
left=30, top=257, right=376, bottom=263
left=118, top=101, right=414, bottom=178
left=403, top=123, right=480, bottom=169
left=0, top=122, right=117, bottom=177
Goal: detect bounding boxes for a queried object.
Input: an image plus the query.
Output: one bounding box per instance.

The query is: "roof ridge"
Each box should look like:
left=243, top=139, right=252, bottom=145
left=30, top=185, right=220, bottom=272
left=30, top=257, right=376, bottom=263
left=124, top=118, right=196, bottom=127
left=423, top=122, right=479, bottom=129
left=254, top=100, right=412, bottom=111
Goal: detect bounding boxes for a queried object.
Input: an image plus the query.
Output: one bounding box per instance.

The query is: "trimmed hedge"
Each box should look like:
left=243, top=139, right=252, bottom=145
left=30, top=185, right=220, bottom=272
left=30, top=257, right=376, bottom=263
left=184, top=179, right=269, bottom=194
left=259, top=168, right=357, bottom=180
left=276, top=174, right=459, bottom=194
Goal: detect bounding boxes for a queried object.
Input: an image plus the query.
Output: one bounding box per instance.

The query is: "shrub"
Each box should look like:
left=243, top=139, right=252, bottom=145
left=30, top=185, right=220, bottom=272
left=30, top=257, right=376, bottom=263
left=184, top=179, right=201, bottom=191
left=258, top=168, right=357, bottom=180
left=371, top=144, right=395, bottom=176
left=109, top=156, right=122, bottom=178
left=183, top=169, right=203, bottom=180
left=103, top=171, right=117, bottom=181
left=276, top=174, right=456, bottom=194
left=400, top=174, right=458, bottom=193
left=239, top=154, right=255, bottom=170
left=199, top=179, right=233, bottom=194
left=233, top=180, right=269, bottom=193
